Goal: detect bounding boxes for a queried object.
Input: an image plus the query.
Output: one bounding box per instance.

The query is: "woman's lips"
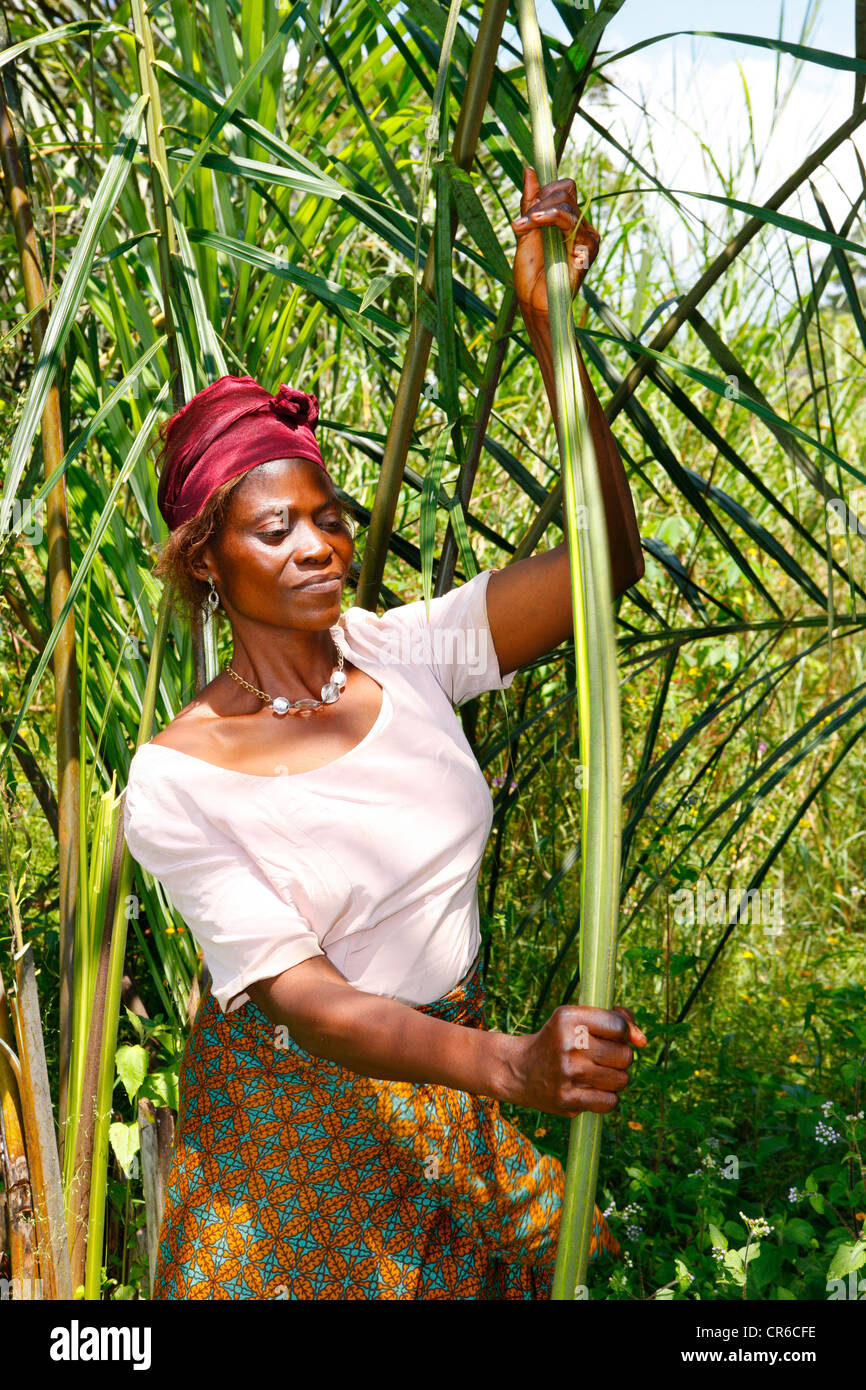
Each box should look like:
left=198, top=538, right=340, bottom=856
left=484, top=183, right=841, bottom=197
left=293, top=575, right=342, bottom=592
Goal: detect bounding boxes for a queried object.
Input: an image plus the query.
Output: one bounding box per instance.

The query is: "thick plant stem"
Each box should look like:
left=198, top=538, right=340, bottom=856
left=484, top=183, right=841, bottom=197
left=0, top=966, right=38, bottom=1293
left=435, top=76, right=591, bottom=596
left=128, top=0, right=209, bottom=694
left=356, top=0, right=510, bottom=611
left=66, top=790, right=128, bottom=1290
left=514, top=0, right=622, bottom=1299
left=83, top=587, right=172, bottom=1300
left=0, top=80, right=80, bottom=1146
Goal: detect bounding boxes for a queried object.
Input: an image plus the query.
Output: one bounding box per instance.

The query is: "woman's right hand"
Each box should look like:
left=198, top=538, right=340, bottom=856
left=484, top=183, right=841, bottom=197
left=498, top=1004, right=647, bottom=1116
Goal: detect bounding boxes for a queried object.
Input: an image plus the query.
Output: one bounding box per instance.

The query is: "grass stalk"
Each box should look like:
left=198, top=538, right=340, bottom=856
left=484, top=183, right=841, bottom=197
left=355, top=0, right=510, bottom=610
left=514, top=0, right=623, bottom=1300
left=0, top=75, right=81, bottom=1143
left=0, top=965, right=38, bottom=1293
left=10, top=945, right=74, bottom=1300
left=66, top=783, right=128, bottom=1290
left=84, top=586, right=172, bottom=1300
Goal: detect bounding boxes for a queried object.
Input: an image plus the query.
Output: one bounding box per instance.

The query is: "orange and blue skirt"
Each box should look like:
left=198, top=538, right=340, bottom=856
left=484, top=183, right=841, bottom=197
left=152, top=960, right=618, bottom=1300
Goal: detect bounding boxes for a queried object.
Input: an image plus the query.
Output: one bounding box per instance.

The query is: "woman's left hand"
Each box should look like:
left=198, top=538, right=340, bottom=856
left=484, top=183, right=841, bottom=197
left=512, top=166, right=599, bottom=321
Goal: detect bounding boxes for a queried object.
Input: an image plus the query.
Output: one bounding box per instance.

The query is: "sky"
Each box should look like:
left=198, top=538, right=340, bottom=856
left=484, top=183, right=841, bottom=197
left=535, top=0, right=854, bottom=53
left=500, top=1, right=863, bottom=283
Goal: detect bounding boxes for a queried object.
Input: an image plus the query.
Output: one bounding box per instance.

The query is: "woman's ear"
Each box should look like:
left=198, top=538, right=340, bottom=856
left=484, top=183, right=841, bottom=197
left=189, top=545, right=215, bottom=585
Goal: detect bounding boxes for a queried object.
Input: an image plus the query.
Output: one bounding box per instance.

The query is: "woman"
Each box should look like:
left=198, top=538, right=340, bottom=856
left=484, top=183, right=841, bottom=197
left=123, top=169, right=646, bottom=1301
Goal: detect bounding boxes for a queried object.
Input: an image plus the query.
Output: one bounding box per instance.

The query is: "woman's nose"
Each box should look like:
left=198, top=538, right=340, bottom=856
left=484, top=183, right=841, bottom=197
left=291, top=517, right=333, bottom=559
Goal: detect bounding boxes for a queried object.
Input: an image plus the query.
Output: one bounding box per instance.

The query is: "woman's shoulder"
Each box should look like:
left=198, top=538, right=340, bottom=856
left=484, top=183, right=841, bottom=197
left=129, top=668, right=247, bottom=783
left=341, top=570, right=511, bottom=706
left=341, top=569, right=494, bottom=643
left=146, top=675, right=228, bottom=755
left=125, top=699, right=224, bottom=817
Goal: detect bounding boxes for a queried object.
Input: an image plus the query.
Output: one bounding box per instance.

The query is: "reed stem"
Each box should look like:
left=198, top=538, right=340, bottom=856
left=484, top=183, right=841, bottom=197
left=514, top=0, right=623, bottom=1299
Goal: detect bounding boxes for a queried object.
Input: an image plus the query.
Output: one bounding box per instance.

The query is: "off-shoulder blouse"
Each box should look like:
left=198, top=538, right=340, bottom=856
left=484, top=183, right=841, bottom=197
left=123, top=569, right=516, bottom=1015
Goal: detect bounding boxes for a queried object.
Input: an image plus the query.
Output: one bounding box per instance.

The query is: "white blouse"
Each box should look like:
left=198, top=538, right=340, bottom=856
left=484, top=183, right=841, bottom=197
left=123, top=569, right=516, bottom=1014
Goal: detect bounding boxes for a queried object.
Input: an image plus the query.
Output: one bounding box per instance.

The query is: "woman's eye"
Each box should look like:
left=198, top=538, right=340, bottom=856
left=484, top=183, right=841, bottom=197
left=258, top=516, right=343, bottom=539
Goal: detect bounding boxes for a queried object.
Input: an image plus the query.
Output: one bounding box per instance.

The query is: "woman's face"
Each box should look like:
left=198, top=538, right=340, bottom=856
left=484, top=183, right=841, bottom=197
left=196, top=457, right=354, bottom=631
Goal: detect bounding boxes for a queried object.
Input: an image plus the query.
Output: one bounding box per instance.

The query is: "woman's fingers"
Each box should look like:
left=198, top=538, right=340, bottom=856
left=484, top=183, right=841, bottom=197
left=521, top=165, right=541, bottom=213
left=520, top=168, right=576, bottom=213
left=567, top=1054, right=632, bottom=1090
left=566, top=1041, right=633, bottom=1091
left=613, top=1006, right=648, bottom=1048
left=565, top=1005, right=631, bottom=1042
left=513, top=204, right=580, bottom=235
left=563, top=1087, right=619, bottom=1116
left=521, top=170, right=576, bottom=205
left=518, top=169, right=590, bottom=226
left=514, top=198, right=591, bottom=227
left=584, top=1036, right=636, bottom=1071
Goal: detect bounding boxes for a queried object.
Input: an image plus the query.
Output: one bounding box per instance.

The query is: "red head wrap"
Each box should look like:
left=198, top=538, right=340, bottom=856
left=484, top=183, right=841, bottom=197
left=156, top=374, right=327, bottom=531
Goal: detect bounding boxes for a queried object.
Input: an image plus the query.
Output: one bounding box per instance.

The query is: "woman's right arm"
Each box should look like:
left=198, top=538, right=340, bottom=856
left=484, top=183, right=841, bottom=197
left=245, top=955, right=646, bottom=1115
left=123, top=772, right=645, bottom=1113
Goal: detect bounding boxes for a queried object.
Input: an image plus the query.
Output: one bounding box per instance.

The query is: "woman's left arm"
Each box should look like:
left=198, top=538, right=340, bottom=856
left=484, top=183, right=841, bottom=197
left=488, top=169, right=644, bottom=677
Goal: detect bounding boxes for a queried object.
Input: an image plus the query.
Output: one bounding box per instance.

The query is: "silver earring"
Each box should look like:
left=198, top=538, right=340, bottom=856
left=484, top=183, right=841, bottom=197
left=206, top=576, right=220, bottom=611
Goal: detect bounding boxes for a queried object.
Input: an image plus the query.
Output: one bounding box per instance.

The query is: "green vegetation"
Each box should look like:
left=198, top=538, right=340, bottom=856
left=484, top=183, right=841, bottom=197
left=0, top=0, right=864, bottom=1300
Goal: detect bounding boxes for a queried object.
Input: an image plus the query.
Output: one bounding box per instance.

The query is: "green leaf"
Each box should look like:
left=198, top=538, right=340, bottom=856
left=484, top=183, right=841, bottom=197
left=140, top=1068, right=179, bottom=1111
left=0, top=94, right=148, bottom=533
left=123, top=1007, right=145, bottom=1041
left=359, top=273, right=401, bottom=314
left=114, top=1045, right=149, bottom=1105
left=108, top=1120, right=140, bottom=1178
left=419, top=424, right=451, bottom=609
left=606, top=30, right=866, bottom=77
left=0, top=18, right=120, bottom=70
left=708, top=1223, right=728, bottom=1251
left=445, top=493, right=479, bottom=580
left=433, top=160, right=461, bottom=440
left=172, top=1, right=307, bottom=198
left=827, top=1240, right=866, bottom=1280
left=723, top=1248, right=746, bottom=1284
left=436, top=154, right=513, bottom=283
left=784, top=1218, right=816, bottom=1247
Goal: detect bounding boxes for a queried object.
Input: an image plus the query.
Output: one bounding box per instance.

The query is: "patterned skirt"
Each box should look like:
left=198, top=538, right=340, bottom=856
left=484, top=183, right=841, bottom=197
left=152, top=960, right=619, bottom=1300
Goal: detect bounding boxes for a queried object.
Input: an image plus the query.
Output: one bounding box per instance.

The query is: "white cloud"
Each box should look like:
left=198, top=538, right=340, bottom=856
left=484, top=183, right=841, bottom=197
left=587, top=47, right=864, bottom=286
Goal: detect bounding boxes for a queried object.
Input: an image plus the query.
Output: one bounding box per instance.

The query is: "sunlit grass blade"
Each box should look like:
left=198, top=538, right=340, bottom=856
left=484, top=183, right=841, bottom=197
left=0, top=93, right=147, bottom=529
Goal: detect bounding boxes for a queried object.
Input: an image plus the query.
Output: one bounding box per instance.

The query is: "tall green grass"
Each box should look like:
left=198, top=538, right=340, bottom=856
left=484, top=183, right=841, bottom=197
left=1, top=0, right=864, bottom=1299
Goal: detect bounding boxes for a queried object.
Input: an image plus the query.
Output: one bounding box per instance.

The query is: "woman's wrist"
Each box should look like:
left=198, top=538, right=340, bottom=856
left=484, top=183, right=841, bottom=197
left=519, top=303, right=552, bottom=346
left=483, top=1028, right=527, bottom=1106
left=518, top=308, right=560, bottom=426
left=268, top=970, right=517, bottom=1099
